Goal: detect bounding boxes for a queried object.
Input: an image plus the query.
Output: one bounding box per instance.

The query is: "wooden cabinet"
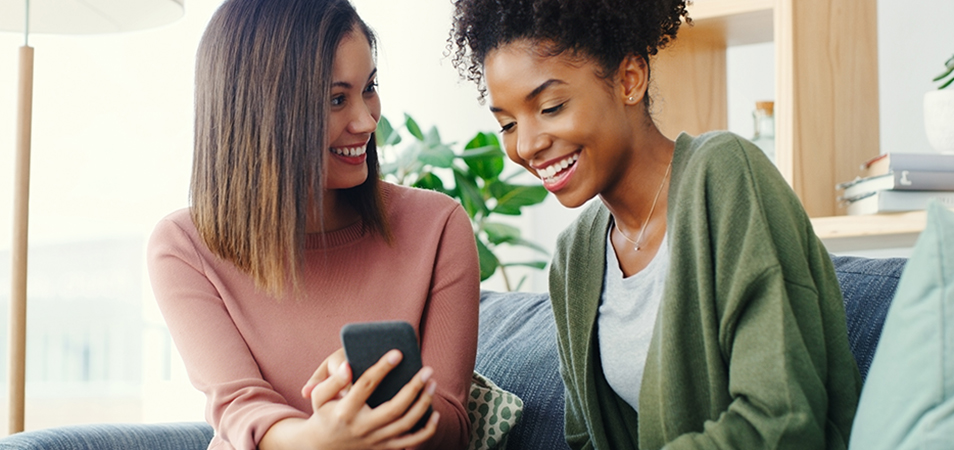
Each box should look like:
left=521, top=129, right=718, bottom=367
left=653, top=0, right=880, bottom=218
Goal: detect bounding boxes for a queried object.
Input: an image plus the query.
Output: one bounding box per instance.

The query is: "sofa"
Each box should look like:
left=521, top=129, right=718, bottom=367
left=0, top=254, right=906, bottom=450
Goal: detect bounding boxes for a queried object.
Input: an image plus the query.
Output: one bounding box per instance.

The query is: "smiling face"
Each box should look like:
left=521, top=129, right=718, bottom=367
left=324, top=29, right=381, bottom=191
left=485, top=40, right=648, bottom=208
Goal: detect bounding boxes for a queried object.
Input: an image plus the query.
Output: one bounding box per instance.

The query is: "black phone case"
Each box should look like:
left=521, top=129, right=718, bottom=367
left=340, top=321, right=432, bottom=430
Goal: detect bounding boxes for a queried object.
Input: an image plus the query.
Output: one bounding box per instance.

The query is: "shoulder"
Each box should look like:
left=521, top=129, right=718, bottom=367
left=149, top=208, right=199, bottom=246
left=671, top=131, right=788, bottom=205
left=146, top=208, right=211, bottom=272
left=677, top=130, right=768, bottom=176
left=381, top=182, right=472, bottom=239
left=383, top=182, right=462, bottom=217
left=556, top=201, right=608, bottom=251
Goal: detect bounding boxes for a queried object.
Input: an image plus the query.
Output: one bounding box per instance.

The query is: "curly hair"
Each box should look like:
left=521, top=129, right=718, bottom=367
left=449, top=0, right=691, bottom=101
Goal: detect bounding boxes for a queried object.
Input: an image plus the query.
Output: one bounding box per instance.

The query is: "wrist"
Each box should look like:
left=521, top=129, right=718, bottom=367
left=259, top=417, right=311, bottom=450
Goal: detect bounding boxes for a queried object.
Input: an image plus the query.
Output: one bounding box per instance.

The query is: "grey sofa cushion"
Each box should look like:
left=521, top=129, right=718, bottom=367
left=831, top=255, right=906, bottom=381
left=476, top=290, right=570, bottom=450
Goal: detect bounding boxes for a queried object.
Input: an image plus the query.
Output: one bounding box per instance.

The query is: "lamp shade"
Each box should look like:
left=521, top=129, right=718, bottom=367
left=0, top=0, right=184, bottom=35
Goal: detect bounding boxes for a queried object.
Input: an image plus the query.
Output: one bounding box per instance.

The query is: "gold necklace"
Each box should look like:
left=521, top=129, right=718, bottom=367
left=615, top=158, right=672, bottom=251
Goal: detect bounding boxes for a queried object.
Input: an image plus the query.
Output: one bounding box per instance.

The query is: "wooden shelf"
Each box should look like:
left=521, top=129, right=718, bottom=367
left=811, top=211, right=926, bottom=252
left=653, top=0, right=880, bottom=218
left=688, top=0, right=773, bottom=46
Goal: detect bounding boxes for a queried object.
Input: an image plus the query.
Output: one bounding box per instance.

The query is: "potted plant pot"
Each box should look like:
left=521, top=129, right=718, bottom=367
left=924, top=89, right=954, bottom=153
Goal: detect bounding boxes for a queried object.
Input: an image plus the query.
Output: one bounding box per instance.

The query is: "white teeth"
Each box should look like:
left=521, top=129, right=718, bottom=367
left=540, top=153, right=579, bottom=181
left=331, top=145, right=367, bottom=157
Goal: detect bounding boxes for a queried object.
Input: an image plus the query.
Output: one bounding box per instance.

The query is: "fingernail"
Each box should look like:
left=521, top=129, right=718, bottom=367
left=426, top=380, right=437, bottom=395
left=419, top=366, right=433, bottom=383
left=387, top=350, right=402, bottom=365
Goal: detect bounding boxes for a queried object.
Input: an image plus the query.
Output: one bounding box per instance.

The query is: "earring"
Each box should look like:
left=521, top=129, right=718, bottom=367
left=628, top=96, right=634, bottom=102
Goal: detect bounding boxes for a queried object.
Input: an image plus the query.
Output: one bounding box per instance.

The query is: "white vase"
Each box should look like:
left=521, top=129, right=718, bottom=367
left=924, top=89, right=954, bottom=152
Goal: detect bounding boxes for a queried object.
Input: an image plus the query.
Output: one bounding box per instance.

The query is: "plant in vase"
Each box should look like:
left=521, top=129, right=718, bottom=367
left=377, top=114, right=550, bottom=291
left=924, top=54, right=954, bottom=152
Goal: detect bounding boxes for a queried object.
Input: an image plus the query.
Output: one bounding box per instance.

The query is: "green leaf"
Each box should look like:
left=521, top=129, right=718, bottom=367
left=460, top=133, right=506, bottom=180
left=418, top=144, right=456, bottom=168
left=405, top=113, right=424, bottom=141
left=424, top=126, right=442, bottom=147
left=453, top=167, right=488, bottom=219
left=379, top=161, right=399, bottom=178
left=504, top=237, right=549, bottom=255
left=412, top=172, right=446, bottom=192
left=482, top=222, right=521, bottom=245
left=464, top=131, right=499, bottom=150
left=461, top=145, right=504, bottom=159
left=475, top=238, right=500, bottom=281
left=463, top=149, right=505, bottom=181
left=490, top=183, right=549, bottom=215
left=376, top=116, right=402, bottom=147
left=933, top=66, right=954, bottom=82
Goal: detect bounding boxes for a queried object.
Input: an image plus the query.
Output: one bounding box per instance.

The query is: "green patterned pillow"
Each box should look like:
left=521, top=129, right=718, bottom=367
left=467, top=371, right=524, bottom=450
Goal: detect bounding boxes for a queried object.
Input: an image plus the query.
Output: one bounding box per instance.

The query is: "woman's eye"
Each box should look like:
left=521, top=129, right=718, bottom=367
left=331, top=94, right=345, bottom=107
left=364, top=81, right=378, bottom=94
left=500, top=122, right=515, bottom=133
left=542, top=103, right=565, bottom=115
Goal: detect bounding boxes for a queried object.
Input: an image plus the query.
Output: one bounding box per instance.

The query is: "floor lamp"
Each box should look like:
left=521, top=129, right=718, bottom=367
left=0, top=0, right=184, bottom=434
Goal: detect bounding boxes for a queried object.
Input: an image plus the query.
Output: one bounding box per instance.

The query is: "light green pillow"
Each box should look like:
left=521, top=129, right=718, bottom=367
left=848, top=201, right=954, bottom=449
left=467, top=371, right=523, bottom=450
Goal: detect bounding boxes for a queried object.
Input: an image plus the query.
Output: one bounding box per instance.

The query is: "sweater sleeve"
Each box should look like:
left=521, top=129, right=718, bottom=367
left=147, top=216, right=308, bottom=450
left=414, top=204, right=480, bottom=450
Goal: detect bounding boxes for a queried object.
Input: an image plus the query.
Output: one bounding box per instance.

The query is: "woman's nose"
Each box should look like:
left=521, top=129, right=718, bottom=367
left=514, top=123, right=549, bottom=163
left=348, top=103, right=378, bottom=135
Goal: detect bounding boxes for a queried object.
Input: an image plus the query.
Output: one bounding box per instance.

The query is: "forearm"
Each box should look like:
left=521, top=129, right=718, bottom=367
left=260, top=417, right=310, bottom=450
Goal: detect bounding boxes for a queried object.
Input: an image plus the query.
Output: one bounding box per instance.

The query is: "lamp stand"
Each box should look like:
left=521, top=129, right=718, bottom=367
left=9, top=44, right=34, bottom=435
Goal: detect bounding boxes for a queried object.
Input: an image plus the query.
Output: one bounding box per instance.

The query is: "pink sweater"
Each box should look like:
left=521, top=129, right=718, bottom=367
left=147, top=183, right=480, bottom=450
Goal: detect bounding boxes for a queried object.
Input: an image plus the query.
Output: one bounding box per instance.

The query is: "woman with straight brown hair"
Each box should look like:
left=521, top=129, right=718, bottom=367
left=147, top=0, right=479, bottom=449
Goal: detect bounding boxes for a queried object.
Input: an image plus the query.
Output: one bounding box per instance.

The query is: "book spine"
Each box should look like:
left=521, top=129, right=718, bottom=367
left=863, top=154, right=954, bottom=178
left=890, top=170, right=954, bottom=191
left=847, top=190, right=954, bottom=215
left=886, top=154, right=954, bottom=173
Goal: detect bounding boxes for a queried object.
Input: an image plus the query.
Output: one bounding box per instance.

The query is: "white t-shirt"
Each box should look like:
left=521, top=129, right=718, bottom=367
left=597, top=227, right=669, bottom=412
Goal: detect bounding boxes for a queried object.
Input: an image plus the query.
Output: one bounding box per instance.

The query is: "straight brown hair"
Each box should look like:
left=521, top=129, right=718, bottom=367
left=191, top=0, right=390, bottom=297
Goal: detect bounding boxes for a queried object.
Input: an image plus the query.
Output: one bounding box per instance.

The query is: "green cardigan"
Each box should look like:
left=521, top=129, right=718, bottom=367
left=549, top=132, right=862, bottom=450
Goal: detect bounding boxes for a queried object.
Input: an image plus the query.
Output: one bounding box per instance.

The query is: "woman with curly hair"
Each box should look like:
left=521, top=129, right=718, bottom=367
left=450, top=0, right=861, bottom=448
left=147, top=0, right=480, bottom=448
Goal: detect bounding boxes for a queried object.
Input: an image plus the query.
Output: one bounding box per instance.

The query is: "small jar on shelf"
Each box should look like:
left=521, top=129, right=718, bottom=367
left=751, top=100, right=775, bottom=164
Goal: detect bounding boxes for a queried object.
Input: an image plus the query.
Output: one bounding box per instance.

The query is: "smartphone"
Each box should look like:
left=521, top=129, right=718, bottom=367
left=340, top=320, right=432, bottom=430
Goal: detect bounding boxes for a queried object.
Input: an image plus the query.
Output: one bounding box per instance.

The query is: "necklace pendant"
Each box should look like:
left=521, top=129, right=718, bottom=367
left=634, top=245, right=640, bottom=251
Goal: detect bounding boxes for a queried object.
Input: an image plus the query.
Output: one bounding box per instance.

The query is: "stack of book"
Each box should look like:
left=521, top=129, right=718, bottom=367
left=837, top=152, right=954, bottom=215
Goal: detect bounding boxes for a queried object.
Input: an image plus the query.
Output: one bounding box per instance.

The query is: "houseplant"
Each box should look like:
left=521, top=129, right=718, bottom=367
left=377, top=114, right=550, bottom=291
left=924, top=54, right=954, bottom=152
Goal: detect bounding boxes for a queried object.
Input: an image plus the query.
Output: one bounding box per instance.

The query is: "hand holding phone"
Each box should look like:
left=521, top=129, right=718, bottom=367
left=340, top=320, right=433, bottom=430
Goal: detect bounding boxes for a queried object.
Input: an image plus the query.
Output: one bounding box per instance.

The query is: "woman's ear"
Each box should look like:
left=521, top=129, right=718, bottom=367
left=619, top=54, right=649, bottom=106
